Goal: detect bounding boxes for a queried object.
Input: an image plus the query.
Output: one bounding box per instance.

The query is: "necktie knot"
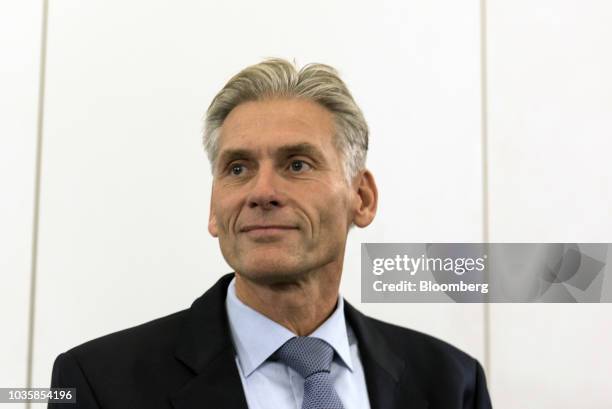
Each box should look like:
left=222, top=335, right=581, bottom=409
left=273, top=337, right=335, bottom=379
left=272, top=336, right=345, bottom=409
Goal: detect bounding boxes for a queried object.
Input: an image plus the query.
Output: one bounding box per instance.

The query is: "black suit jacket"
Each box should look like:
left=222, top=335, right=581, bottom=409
left=49, top=273, right=492, bottom=409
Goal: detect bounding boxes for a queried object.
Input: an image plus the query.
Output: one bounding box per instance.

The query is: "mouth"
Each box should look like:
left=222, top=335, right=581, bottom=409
left=239, top=225, right=299, bottom=239
left=240, top=225, right=298, bottom=233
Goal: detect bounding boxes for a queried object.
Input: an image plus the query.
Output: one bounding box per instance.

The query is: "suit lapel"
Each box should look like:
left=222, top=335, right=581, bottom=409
left=344, top=301, right=429, bottom=409
left=170, top=274, right=248, bottom=409
left=170, top=348, right=247, bottom=409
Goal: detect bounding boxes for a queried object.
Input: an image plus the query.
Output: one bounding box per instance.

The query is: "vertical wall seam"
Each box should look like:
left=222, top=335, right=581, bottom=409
left=479, top=0, right=492, bottom=381
left=26, top=1, right=49, bottom=407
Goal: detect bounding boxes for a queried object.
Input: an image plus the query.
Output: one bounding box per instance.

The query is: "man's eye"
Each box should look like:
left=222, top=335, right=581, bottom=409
left=289, top=160, right=311, bottom=173
left=230, top=164, right=245, bottom=175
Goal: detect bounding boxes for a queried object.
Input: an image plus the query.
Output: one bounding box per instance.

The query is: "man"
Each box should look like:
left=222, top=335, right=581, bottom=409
left=50, top=59, right=492, bottom=409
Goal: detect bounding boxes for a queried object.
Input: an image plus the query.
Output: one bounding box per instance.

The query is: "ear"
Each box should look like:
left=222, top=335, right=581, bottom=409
left=351, top=169, right=378, bottom=228
left=208, top=194, right=219, bottom=238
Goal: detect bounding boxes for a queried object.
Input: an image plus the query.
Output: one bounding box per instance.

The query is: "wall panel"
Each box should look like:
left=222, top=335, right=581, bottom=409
left=0, top=3, right=43, bottom=405
left=487, top=0, right=612, bottom=407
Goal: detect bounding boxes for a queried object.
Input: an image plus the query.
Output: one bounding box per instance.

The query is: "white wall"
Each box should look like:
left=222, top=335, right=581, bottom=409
left=487, top=0, right=612, bottom=407
left=0, top=3, right=43, bottom=409
left=1, top=1, right=610, bottom=408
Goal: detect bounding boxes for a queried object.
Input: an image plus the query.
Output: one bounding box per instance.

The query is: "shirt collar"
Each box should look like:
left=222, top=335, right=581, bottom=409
left=225, top=277, right=354, bottom=377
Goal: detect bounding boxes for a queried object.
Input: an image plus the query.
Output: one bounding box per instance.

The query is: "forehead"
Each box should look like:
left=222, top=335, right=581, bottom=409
left=218, top=98, right=336, bottom=152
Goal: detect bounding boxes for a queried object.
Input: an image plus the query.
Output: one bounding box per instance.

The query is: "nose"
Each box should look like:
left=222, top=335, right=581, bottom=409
left=246, top=164, right=284, bottom=210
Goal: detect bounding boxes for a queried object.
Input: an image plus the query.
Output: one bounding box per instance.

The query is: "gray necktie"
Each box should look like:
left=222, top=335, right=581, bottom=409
left=274, top=336, right=345, bottom=409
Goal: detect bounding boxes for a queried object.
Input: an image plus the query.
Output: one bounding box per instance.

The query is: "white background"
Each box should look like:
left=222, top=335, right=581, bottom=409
left=1, top=1, right=610, bottom=408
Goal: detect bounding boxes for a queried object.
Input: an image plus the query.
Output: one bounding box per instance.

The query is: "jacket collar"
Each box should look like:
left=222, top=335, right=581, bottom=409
left=171, top=273, right=247, bottom=409
left=170, top=273, right=427, bottom=409
left=344, top=301, right=428, bottom=409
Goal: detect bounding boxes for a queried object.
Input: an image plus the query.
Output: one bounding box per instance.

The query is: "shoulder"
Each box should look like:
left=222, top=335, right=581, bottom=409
left=66, top=308, right=188, bottom=362
left=52, top=308, right=191, bottom=388
left=345, top=301, right=482, bottom=382
left=358, top=313, right=492, bottom=408
left=53, top=274, right=234, bottom=379
left=50, top=308, right=195, bottom=405
left=366, top=314, right=477, bottom=367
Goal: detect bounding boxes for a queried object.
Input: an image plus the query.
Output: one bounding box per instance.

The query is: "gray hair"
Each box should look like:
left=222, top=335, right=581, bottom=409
left=203, top=58, right=369, bottom=182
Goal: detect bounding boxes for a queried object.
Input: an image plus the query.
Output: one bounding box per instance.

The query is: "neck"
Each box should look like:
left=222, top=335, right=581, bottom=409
left=234, top=269, right=341, bottom=336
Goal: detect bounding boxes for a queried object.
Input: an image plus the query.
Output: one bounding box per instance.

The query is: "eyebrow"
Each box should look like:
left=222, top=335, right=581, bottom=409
left=216, top=148, right=254, bottom=169
left=276, top=143, right=324, bottom=159
left=216, top=143, right=325, bottom=170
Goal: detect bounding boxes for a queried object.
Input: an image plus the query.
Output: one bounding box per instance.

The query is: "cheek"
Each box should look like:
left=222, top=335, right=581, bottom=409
left=316, top=186, right=352, bottom=231
left=218, top=209, right=236, bottom=234
left=211, top=192, right=238, bottom=233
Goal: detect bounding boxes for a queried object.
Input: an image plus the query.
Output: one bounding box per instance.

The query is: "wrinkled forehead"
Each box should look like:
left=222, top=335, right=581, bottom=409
left=215, top=99, right=338, bottom=160
left=222, top=98, right=334, bottom=137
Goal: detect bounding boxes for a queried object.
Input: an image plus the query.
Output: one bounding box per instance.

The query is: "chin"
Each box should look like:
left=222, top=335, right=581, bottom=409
left=234, top=256, right=309, bottom=285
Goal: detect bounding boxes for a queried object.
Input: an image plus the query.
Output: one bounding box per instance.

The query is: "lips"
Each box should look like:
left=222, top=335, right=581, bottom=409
left=240, top=225, right=298, bottom=233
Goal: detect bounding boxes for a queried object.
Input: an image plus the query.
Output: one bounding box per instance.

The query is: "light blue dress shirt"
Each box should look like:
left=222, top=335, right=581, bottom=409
left=225, top=278, right=372, bottom=409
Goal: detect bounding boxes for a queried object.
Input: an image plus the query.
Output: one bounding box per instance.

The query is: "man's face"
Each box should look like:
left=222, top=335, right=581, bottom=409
left=208, top=98, right=357, bottom=284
